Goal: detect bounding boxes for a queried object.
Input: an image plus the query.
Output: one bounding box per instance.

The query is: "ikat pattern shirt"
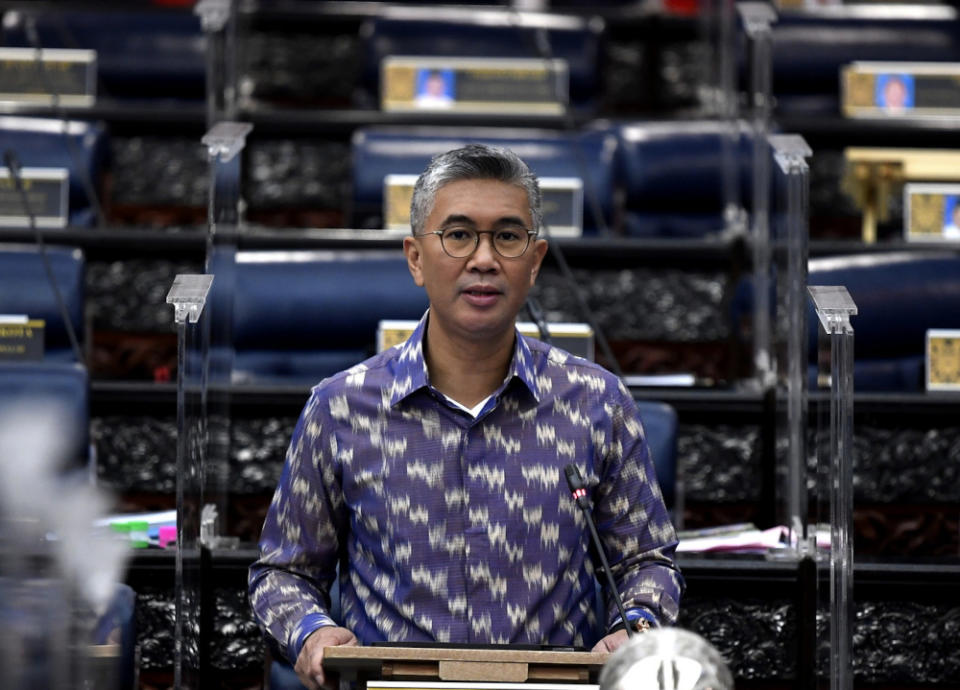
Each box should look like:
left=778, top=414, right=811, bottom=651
left=249, top=314, right=684, bottom=664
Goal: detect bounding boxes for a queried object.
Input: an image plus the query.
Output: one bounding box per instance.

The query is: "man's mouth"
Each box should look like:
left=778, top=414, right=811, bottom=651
left=461, top=285, right=503, bottom=306
left=462, top=285, right=502, bottom=296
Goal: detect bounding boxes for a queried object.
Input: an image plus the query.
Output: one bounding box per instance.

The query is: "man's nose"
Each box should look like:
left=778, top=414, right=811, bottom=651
left=469, top=233, right=499, bottom=267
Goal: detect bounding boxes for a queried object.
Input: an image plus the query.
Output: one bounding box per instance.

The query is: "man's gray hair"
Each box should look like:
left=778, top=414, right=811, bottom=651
left=409, top=144, right=542, bottom=236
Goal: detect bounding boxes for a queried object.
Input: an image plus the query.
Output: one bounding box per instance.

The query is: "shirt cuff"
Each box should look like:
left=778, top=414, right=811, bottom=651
left=608, top=607, right=659, bottom=634
left=290, top=613, right=338, bottom=665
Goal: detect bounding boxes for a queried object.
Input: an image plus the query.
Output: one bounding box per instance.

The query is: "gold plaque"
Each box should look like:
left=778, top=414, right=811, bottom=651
left=383, top=175, right=418, bottom=232
left=843, top=69, right=875, bottom=110
left=904, top=183, right=960, bottom=243
left=927, top=330, right=960, bottom=391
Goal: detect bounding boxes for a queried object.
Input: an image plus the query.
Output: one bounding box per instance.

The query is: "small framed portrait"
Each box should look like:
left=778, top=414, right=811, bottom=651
left=414, top=68, right=456, bottom=108
left=874, top=73, right=915, bottom=112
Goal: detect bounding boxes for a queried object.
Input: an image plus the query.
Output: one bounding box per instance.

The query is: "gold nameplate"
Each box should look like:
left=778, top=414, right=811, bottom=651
left=384, top=175, right=582, bottom=237
left=0, top=167, right=69, bottom=228
left=842, top=62, right=960, bottom=119
left=843, top=148, right=960, bottom=243
left=382, top=56, right=567, bottom=114
left=378, top=320, right=594, bottom=360
left=903, top=183, right=960, bottom=243
left=0, top=47, right=96, bottom=106
left=926, top=329, right=960, bottom=391
left=0, top=317, right=45, bottom=361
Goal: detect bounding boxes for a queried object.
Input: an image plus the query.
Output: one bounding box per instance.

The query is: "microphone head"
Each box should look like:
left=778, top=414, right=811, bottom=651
left=564, top=463, right=585, bottom=493
left=3, top=149, right=20, bottom=174
left=599, top=628, right=734, bottom=690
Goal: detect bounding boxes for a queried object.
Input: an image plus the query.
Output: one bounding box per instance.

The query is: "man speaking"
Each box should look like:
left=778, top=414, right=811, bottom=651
left=249, top=144, right=684, bottom=690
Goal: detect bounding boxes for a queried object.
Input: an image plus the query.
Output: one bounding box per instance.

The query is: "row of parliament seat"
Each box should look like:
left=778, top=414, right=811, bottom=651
left=4, top=113, right=757, bottom=238
left=10, top=5, right=960, bottom=116
left=352, top=122, right=757, bottom=237
left=204, top=247, right=960, bottom=395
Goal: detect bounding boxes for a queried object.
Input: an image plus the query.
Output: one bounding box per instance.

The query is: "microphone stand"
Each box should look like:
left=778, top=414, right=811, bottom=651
left=564, top=463, right=634, bottom=639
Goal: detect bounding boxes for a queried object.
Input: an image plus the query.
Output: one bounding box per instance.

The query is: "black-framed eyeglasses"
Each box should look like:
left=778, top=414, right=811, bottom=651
left=414, top=227, right=538, bottom=259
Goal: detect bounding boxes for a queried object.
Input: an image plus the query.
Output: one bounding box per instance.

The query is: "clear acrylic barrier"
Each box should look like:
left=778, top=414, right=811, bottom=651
left=166, top=274, right=213, bottom=690
left=768, top=134, right=814, bottom=554
left=195, top=0, right=238, bottom=125
left=809, top=285, right=857, bottom=690
left=700, top=0, right=747, bottom=234
left=202, top=122, right=250, bottom=551
left=738, top=2, right=777, bottom=385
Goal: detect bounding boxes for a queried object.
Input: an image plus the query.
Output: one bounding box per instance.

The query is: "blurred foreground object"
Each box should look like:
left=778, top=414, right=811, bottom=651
left=0, top=399, right=132, bottom=689
left=599, top=628, right=733, bottom=690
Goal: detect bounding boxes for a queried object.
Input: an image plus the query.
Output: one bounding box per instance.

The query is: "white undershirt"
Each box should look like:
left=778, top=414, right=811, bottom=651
left=442, top=393, right=492, bottom=418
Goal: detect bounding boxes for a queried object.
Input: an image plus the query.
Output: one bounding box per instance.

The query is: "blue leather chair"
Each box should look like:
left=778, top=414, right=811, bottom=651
left=807, top=252, right=960, bottom=392
left=767, top=9, right=960, bottom=115
left=351, top=126, right=617, bottom=235
left=0, top=245, right=88, bottom=467
left=0, top=118, right=107, bottom=227
left=0, top=360, right=89, bottom=469
left=207, top=250, right=429, bottom=385
left=360, top=13, right=604, bottom=114
left=0, top=245, right=85, bottom=362
left=635, top=400, right=678, bottom=513
left=614, top=121, right=753, bottom=238
left=2, top=11, right=205, bottom=100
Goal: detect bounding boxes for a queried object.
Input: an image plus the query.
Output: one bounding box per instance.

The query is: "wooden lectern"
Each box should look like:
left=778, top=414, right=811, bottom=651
left=324, top=646, right=607, bottom=688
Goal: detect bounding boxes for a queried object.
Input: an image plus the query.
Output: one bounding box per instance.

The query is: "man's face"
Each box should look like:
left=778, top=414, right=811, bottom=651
left=427, top=74, right=445, bottom=97
left=884, top=79, right=906, bottom=108
left=404, top=178, right=548, bottom=343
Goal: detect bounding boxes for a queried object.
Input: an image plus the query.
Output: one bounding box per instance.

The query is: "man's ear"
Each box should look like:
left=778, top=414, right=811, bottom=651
left=528, top=238, right=548, bottom=287
left=403, top=236, right=425, bottom=287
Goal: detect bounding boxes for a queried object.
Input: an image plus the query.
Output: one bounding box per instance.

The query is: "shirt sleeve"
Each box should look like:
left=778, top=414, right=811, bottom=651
left=248, top=389, right=347, bottom=664
left=593, top=380, right=685, bottom=629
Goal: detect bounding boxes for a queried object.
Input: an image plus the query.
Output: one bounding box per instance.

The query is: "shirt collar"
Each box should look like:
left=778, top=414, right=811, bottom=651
left=390, top=311, right=541, bottom=407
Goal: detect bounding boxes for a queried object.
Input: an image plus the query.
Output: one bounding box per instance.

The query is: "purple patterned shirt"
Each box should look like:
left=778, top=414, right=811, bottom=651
left=249, top=314, right=683, bottom=664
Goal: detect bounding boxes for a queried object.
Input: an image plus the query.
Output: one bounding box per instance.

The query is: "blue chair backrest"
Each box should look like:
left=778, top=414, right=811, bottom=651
left=635, top=400, right=677, bottom=510
left=361, top=13, right=603, bottom=112
left=209, top=250, right=429, bottom=384
left=0, top=117, right=107, bottom=227
left=807, top=252, right=960, bottom=391
left=0, top=361, right=89, bottom=467
left=352, top=126, right=617, bottom=234
left=615, top=121, right=753, bottom=238
left=0, top=244, right=85, bottom=361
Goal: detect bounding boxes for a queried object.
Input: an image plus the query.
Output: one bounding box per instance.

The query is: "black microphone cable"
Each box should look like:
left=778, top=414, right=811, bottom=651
left=4, top=148, right=85, bottom=365
left=525, top=294, right=552, bottom=345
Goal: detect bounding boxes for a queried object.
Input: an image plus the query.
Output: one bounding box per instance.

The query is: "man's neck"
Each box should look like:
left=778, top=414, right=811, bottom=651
left=424, top=318, right=515, bottom=409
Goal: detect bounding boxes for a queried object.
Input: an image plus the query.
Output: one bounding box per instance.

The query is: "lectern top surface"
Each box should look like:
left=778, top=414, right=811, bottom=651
left=323, top=645, right=607, bottom=666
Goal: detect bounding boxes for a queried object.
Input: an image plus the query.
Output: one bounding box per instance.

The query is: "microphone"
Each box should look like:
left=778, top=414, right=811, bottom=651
left=564, top=463, right=634, bottom=638
left=3, top=149, right=21, bottom=177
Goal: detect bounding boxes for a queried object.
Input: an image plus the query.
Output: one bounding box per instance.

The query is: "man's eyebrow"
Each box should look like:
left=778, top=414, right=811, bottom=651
left=438, top=214, right=476, bottom=228
left=437, top=214, right=529, bottom=228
